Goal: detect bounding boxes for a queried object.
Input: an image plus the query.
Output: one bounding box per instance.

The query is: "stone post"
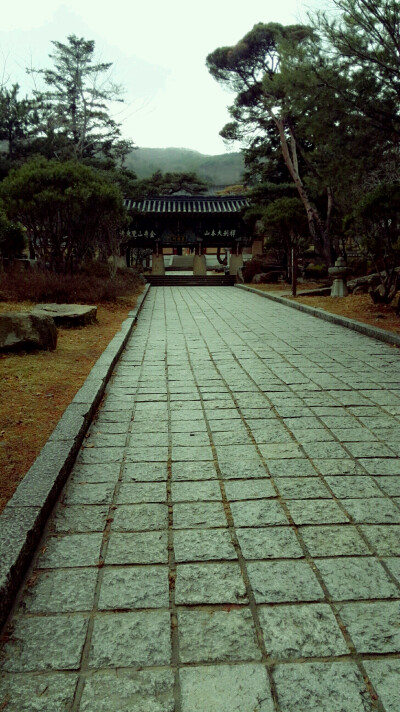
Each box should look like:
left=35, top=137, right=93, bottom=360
left=152, top=241, right=165, bottom=275
left=229, top=241, right=243, bottom=276
left=329, top=256, right=350, bottom=297
left=193, top=239, right=206, bottom=275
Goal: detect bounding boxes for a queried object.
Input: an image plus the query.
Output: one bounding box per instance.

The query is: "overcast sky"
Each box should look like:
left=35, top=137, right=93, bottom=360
left=1, top=0, right=330, bottom=155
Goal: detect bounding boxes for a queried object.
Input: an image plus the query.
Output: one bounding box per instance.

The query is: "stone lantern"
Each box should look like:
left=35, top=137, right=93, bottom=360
left=329, top=256, right=350, bottom=297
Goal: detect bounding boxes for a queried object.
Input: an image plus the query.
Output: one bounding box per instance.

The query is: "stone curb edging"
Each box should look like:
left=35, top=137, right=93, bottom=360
left=235, top=284, right=400, bottom=348
left=0, top=284, right=151, bottom=630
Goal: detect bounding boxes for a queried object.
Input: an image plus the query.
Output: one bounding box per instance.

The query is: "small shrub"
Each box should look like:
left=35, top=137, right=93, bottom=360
left=243, top=255, right=283, bottom=283
left=347, top=257, right=368, bottom=278
left=0, top=265, right=143, bottom=304
left=304, top=263, right=328, bottom=279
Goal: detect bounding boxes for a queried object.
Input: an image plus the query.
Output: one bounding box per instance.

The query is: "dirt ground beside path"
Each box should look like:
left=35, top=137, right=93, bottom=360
left=0, top=297, right=141, bottom=513
left=251, top=283, right=400, bottom=337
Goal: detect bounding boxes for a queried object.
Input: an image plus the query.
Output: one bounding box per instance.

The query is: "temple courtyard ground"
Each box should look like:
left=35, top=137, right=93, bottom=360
left=0, top=285, right=400, bottom=711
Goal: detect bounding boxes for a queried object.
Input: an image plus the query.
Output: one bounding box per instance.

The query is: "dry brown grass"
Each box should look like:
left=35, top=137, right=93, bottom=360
left=249, top=283, right=400, bottom=336
left=0, top=295, right=142, bottom=512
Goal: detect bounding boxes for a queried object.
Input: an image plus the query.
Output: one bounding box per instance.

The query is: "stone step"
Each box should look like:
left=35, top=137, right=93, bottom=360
left=146, top=275, right=236, bottom=286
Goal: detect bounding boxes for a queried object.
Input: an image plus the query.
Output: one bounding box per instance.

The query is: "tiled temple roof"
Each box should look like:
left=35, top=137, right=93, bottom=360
left=124, top=196, right=249, bottom=213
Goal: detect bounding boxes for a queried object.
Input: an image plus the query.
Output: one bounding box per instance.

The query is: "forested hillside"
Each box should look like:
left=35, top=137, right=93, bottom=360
left=125, top=147, right=244, bottom=185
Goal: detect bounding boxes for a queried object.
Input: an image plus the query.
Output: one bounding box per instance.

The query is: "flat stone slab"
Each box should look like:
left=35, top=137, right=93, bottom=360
left=33, top=303, right=97, bottom=326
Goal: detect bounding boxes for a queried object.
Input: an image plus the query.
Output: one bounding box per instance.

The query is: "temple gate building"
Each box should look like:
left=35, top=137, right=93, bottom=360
left=124, top=193, right=261, bottom=276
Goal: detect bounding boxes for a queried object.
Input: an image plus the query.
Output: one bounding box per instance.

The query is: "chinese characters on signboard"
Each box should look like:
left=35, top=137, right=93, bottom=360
left=128, top=228, right=238, bottom=239
left=129, top=230, right=157, bottom=238
left=203, top=229, right=236, bottom=237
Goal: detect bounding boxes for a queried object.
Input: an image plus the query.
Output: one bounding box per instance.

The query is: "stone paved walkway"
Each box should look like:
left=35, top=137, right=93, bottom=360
left=1, top=286, right=400, bottom=711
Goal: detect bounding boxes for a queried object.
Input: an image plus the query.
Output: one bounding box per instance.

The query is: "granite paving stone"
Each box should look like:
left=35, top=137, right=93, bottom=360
left=258, top=603, right=348, bottom=658
left=285, top=499, right=350, bottom=525
left=173, top=528, right=237, bottom=562
left=345, top=441, right=396, bottom=458
left=315, top=556, right=399, bottom=600
left=337, top=600, right=400, bottom=653
left=79, top=669, right=175, bottom=712
left=171, top=480, right=222, bottom=502
left=312, top=459, right=365, bottom=475
left=286, top=427, right=335, bottom=442
left=88, top=611, right=171, bottom=667
left=179, top=664, right=274, bottom=712
left=299, top=525, right=371, bottom=556
left=247, top=560, right=324, bottom=602
left=358, top=458, right=400, bottom=475
left=112, top=503, right=168, bottom=531
left=37, top=533, right=103, bottom=568
left=98, top=566, right=169, bottom=609
left=273, top=662, right=374, bottom=712
left=77, top=447, right=125, bottom=464
left=122, top=462, right=168, bottom=481
left=175, top=562, right=247, bottom=604
left=230, top=500, right=288, bottom=527
left=125, top=446, right=169, bottom=462
left=178, top=608, right=261, bottom=663
left=224, top=479, right=276, bottom=500
left=21, top=568, right=98, bottom=613
left=236, top=526, right=303, bottom=559
left=96, top=411, right=131, bottom=423
left=259, top=442, right=305, bottom=459
left=324, top=475, right=384, bottom=498
left=105, top=530, right=168, bottom=564
left=68, top=463, right=121, bottom=483
left=2, top=286, right=400, bottom=712
left=128, top=432, right=169, bottom=447
left=85, top=433, right=128, bottom=448
left=171, top=445, right=214, bottom=461
left=0, top=673, right=78, bottom=711
left=274, top=477, right=331, bottom=499
left=211, top=430, right=253, bottom=445
left=364, top=660, right=400, bottom=712
left=51, top=505, right=109, bottom=533
left=116, top=482, right=167, bottom=503
left=171, top=461, right=217, bottom=480
left=173, top=501, right=227, bottom=528
left=359, top=525, right=400, bottom=555
left=218, top=458, right=267, bottom=479
left=267, top=459, right=318, bottom=477
left=171, top=432, right=210, bottom=446
left=344, top=498, right=400, bottom=523
left=170, top=420, right=208, bottom=433
left=62, top=482, right=115, bottom=505
left=0, top=615, right=88, bottom=672
left=383, top=556, right=400, bottom=582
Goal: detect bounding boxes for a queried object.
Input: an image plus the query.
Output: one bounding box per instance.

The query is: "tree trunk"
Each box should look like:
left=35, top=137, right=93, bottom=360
left=290, top=233, right=298, bottom=297
left=274, top=116, right=333, bottom=265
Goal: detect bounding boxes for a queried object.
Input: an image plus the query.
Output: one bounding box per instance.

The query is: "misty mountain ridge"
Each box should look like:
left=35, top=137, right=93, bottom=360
left=126, top=147, right=245, bottom=186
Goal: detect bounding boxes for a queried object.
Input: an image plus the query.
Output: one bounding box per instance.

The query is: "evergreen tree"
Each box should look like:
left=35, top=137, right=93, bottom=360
left=29, top=35, right=134, bottom=166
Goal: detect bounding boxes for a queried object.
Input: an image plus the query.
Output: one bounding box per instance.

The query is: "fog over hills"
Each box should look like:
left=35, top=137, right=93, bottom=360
left=126, top=147, right=245, bottom=186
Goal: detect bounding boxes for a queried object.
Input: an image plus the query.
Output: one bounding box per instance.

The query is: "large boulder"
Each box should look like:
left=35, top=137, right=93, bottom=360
left=0, top=313, right=57, bottom=352
left=33, top=303, right=97, bottom=327
left=347, top=274, right=381, bottom=294
left=252, top=271, right=281, bottom=284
